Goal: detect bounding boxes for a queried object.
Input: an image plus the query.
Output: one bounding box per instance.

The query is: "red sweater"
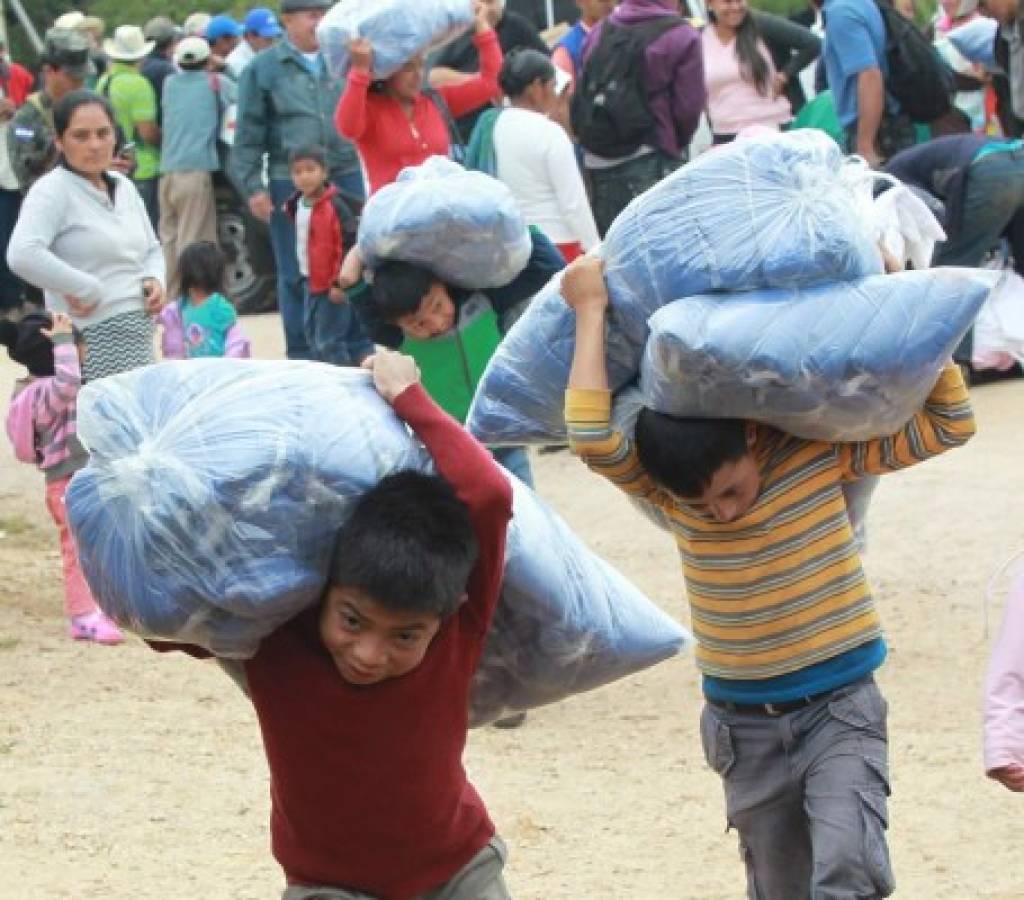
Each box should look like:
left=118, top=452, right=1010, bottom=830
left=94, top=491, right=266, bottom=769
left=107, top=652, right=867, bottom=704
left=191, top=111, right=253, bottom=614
left=1, top=63, right=34, bottom=107
left=246, top=384, right=511, bottom=898
left=335, top=30, right=502, bottom=194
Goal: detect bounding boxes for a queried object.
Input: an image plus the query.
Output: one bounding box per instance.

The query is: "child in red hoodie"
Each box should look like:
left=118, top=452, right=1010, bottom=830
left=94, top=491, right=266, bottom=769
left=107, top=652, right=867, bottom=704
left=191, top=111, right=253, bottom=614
left=286, top=145, right=373, bottom=366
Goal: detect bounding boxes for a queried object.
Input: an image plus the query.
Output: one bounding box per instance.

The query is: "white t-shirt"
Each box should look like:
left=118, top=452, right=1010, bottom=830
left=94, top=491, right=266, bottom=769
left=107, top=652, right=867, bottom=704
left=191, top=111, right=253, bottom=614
left=295, top=200, right=312, bottom=278
left=493, top=107, right=599, bottom=249
left=225, top=41, right=255, bottom=79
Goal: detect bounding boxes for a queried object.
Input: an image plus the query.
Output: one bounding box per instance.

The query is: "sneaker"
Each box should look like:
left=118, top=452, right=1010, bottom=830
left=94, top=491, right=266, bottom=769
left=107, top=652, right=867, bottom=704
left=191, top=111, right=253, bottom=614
left=69, top=610, right=124, bottom=645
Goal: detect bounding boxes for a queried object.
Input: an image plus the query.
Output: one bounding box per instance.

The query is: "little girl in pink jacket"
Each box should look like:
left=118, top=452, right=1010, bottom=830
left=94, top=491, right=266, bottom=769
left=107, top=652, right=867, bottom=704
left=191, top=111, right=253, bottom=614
left=985, top=564, right=1024, bottom=792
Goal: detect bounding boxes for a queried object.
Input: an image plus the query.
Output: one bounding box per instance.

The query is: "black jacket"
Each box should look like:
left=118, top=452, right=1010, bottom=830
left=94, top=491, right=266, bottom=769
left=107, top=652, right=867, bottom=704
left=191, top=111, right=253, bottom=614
left=752, top=11, right=822, bottom=116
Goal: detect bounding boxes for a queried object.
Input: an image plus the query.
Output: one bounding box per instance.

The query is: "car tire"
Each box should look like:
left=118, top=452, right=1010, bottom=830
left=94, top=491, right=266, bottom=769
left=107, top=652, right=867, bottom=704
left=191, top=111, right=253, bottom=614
left=216, top=185, right=277, bottom=315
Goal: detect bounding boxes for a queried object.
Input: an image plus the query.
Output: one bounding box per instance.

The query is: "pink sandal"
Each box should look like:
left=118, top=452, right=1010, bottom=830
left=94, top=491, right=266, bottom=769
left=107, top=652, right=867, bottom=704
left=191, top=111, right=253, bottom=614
left=69, top=610, right=124, bottom=645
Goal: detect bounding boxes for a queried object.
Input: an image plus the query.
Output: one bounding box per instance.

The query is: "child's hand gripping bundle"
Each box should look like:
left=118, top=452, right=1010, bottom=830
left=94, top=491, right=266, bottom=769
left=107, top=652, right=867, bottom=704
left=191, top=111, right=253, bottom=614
left=318, top=0, right=473, bottom=80
left=467, top=129, right=992, bottom=446
left=66, top=360, right=689, bottom=725
left=358, top=156, right=533, bottom=290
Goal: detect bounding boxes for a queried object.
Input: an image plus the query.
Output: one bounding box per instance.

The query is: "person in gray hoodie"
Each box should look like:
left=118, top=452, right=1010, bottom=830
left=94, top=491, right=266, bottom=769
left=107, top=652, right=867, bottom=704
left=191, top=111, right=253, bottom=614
left=578, top=0, right=705, bottom=235
left=7, top=91, right=165, bottom=382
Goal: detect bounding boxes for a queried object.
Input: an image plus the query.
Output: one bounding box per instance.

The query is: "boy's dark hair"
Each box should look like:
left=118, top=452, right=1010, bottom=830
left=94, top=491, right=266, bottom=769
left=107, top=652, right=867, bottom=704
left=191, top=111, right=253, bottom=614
left=179, top=241, right=226, bottom=299
left=370, top=260, right=438, bottom=323
left=0, top=313, right=83, bottom=378
left=329, top=470, right=479, bottom=619
left=635, top=407, right=750, bottom=498
left=289, top=144, right=328, bottom=169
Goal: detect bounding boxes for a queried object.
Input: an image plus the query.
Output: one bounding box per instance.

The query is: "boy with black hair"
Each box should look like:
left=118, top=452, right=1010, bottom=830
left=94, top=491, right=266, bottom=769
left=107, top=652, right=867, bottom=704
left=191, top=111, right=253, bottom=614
left=286, top=144, right=373, bottom=366
left=560, top=255, right=976, bottom=898
left=153, top=349, right=516, bottom=899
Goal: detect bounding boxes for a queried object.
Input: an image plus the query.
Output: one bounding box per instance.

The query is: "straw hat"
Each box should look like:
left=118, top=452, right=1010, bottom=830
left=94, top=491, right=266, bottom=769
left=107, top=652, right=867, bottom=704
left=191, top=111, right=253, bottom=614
left=103, top=24, right=155, bottom=61
left=53, top=11, right=86, bottom=29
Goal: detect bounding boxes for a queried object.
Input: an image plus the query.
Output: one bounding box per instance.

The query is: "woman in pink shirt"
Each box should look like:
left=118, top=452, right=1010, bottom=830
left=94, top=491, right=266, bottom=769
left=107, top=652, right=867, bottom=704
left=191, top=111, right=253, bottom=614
left=701, top=0, right=820, bottom=145
left=334, top=4, right=502, bottom=195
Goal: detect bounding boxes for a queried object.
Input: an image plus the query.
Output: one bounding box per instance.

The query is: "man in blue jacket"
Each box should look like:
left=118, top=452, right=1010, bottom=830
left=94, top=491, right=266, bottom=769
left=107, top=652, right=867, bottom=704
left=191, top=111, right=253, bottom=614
left=232, top=0, right=362, bottom=360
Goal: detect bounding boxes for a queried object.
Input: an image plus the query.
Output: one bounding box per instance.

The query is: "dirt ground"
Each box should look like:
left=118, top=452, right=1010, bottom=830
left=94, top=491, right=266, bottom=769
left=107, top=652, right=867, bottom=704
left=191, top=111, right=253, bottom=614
left=1, top=313, right=1022, bottom=899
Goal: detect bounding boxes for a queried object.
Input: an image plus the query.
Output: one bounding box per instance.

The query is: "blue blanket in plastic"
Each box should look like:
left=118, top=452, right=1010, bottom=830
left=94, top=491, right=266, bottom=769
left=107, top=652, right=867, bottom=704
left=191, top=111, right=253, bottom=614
left=467, top=130, right=884, bottom=445
left=640, top=269, right=991, bottom=441
left=318, top=0, right=474, bottom=79
left=359, top=156, right=533, bottom=290
left=66, top=360, right=689, bottom=725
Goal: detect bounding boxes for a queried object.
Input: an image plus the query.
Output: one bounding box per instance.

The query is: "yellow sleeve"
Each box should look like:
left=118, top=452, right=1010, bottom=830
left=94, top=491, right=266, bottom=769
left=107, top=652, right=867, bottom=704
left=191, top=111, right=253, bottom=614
left=564, top=387, right=673, bottom=507
left=838, top=365, right=977, bottom=480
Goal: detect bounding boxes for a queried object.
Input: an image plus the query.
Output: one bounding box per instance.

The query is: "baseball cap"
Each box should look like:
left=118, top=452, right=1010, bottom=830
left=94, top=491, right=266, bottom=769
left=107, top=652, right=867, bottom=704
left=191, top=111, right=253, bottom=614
left=280, top=0, right=332, bottom=11
left=42, top=27, right=94, bottom=79
left=183, top=12, right=212, bottom=38
left=144, top=16, right=180, bottom=46
left=205, top=14, right=243, bottom=41
left=174, top=36, right=211, bottom=66
left=243, top=8, right=283, bottom=38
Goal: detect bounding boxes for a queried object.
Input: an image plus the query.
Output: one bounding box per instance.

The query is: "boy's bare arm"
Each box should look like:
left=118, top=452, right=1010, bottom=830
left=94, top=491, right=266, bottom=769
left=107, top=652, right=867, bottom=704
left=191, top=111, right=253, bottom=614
left=565, top=256, right=611, bottom=392
left=838, top=364, right=976, bottom=479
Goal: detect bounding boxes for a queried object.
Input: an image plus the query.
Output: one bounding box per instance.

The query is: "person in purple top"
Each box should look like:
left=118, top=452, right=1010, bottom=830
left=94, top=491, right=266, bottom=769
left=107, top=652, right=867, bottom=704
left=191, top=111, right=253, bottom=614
left=578, top=0, right=705, bottom=235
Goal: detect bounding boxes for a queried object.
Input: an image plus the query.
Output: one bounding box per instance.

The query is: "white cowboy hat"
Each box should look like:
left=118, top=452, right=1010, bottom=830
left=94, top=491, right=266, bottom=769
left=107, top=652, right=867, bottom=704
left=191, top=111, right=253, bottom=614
left=102, top=24, right=155, bottom=61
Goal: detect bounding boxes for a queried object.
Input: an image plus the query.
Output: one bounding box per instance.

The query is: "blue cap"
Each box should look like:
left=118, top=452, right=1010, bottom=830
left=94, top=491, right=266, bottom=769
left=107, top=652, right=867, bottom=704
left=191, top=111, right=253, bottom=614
left=205, top=14, right=243, bottom=41
left=243, top=7, right=283, bottom=38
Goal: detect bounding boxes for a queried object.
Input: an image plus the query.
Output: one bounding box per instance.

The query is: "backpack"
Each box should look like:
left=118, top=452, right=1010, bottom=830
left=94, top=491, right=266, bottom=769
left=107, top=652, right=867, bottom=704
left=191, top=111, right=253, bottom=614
left=875, top=0, right=955, bottom=123
left=570, top=16, right=685, bottom=159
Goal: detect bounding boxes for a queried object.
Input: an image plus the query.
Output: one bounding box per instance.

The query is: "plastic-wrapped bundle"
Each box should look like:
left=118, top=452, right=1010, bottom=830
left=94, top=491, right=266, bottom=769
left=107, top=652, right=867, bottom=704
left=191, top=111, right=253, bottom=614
left=948, top=17, right=998, bottom=69
left=318, top=0, right=473, bottom=79
left=640, top=268, right=992, bottom=441
left=358, top=156, right=532, bottom=289
left=467, top=130, right=884, bottom=445
left=66, top=360, right=689, bottom=723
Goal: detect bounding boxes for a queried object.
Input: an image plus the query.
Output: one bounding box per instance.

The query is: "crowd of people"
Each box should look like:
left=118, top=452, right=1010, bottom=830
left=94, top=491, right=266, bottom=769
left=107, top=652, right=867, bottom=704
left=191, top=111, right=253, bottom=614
left=1, top=0, right=1023, bottom=898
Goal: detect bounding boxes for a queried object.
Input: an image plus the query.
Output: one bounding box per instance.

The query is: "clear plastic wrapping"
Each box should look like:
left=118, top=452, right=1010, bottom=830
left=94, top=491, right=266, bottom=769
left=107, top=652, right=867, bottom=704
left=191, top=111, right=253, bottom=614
left=947, top=17, right=998, bottom=69
left=318, top=0, right=474, bottom=79
left=358, top=156, right=532, bottom=289
left=467, top=130, right=884, bottom=445
left=640, top=268, right=992, bottom=441
left=66, top=360, right=689, bottom=723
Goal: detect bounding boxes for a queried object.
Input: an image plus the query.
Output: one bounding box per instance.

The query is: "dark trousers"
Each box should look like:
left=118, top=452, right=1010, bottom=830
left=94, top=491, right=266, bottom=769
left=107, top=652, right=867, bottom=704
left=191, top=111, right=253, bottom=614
left=935, top=148, right=1024, bottom=361
left=586, top=151, right=682, bottom=237
left=0, top=188, right=25, bottom=312
left=133, top=177, right=160, bottom=233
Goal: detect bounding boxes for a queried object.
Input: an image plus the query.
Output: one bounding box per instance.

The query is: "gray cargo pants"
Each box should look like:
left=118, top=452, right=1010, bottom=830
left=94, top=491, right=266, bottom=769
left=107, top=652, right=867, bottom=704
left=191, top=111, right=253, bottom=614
left=700, top=676, right=895, bottom=899
left=281, top=837, right=510, bottom=900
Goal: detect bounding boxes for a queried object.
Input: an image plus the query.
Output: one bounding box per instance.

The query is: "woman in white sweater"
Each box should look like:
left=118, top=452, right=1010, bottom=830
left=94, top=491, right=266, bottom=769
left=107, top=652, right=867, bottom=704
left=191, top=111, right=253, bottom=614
left=8, top=90, right=165, bottom=381
left=486, top=49, right=599, bottom=263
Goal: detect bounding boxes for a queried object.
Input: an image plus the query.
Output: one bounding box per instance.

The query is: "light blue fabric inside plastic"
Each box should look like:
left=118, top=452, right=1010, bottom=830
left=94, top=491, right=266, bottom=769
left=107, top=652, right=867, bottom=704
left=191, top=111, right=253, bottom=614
left=947, top=17, right=998, bottom=69
left=318, top=0, right=474, bottom=79
left=66, top=360, right=689, bottom=725
left=467, top=130, right=884, bottom=445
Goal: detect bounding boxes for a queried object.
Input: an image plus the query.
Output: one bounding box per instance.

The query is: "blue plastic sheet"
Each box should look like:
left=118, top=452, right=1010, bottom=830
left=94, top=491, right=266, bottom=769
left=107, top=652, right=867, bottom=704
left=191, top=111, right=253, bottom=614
left=67, top=360, right=689, bottom=725
left=640, top=269, right=992, bottom=441
left=467, top=130, right=884, bottom=445
left=318, top=0, right=474, bottom=79
left=359, top=156, right=533, bottom=290
left=948, top=17, right=998, bottom=69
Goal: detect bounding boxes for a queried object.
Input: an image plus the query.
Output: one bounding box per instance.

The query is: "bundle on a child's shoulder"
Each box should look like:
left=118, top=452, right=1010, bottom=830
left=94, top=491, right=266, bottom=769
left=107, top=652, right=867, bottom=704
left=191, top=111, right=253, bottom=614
left=467, top=130, right=884, bottom=445
left=318, top=0, right=473, bottom=79
left=358, top=156, right=532, bottom=290
left=67, top=361, right=689, bottom=725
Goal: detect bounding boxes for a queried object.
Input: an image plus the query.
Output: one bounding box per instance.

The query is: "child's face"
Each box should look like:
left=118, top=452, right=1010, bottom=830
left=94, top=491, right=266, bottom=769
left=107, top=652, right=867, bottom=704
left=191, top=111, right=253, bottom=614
left=290, top=159, right=327, bottom=198
left=319, top=585, right=443, bottom=685
left=395, top=281, right=456, bottom=340
left=677, top=429, right=762, bottom=524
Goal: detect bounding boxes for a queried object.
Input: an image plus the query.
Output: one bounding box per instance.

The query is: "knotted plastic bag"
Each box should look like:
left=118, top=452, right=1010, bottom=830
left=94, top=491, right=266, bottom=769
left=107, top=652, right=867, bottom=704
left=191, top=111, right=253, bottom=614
left=358, top=156, right=532, bottom=290
left=66, top=360, right=689, bottom=724
left=318, top=0, right=473, bottom=79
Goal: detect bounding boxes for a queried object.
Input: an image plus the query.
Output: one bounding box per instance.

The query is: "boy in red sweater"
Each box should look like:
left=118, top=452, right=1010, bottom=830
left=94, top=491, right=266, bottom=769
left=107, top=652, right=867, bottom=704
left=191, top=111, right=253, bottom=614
left=286, top=145, right=374, bottom=366
left=155, top=350, right=515, bottom=900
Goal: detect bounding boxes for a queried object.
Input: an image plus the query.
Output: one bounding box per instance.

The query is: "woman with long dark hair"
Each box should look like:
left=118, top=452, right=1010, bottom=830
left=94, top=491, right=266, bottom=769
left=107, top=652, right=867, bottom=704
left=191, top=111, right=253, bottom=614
left=702, top=0, right=821, bottom=144
left=7, top=90, right=165, bottom=381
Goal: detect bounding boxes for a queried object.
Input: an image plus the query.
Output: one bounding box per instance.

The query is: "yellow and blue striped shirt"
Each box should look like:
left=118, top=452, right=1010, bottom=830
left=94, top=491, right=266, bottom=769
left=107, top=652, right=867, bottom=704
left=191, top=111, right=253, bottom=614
left=565, top=366, right=975, bottom=685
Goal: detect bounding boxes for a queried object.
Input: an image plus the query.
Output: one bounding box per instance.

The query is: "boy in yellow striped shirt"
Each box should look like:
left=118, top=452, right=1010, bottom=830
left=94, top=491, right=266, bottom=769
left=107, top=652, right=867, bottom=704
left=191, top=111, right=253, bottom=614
left=561, top=256, right=976, bottom=899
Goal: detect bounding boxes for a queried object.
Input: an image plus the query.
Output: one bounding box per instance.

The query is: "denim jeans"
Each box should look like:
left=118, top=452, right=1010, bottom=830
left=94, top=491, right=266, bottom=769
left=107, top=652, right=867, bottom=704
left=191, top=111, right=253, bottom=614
left=0, top=188, right=25, bottom=313
left=303, top=285, right=374, bottom=366
left=269, top=170, right=364, bottom=360
left=935, top=148, right=1024, bottom=361
left=586, top=151, right=682, bottom=237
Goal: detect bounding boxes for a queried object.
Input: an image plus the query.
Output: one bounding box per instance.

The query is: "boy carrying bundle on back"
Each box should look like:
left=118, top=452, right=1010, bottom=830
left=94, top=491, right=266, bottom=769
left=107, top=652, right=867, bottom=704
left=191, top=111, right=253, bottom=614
left=152, top=350, right=516, bottom=899
left=560, top=255, right=976, bottom=898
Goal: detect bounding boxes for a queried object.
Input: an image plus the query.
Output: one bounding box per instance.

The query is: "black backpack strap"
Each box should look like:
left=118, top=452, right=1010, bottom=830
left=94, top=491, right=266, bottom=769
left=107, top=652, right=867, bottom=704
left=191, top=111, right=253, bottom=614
left=424, top=86, right=468, bottom=159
